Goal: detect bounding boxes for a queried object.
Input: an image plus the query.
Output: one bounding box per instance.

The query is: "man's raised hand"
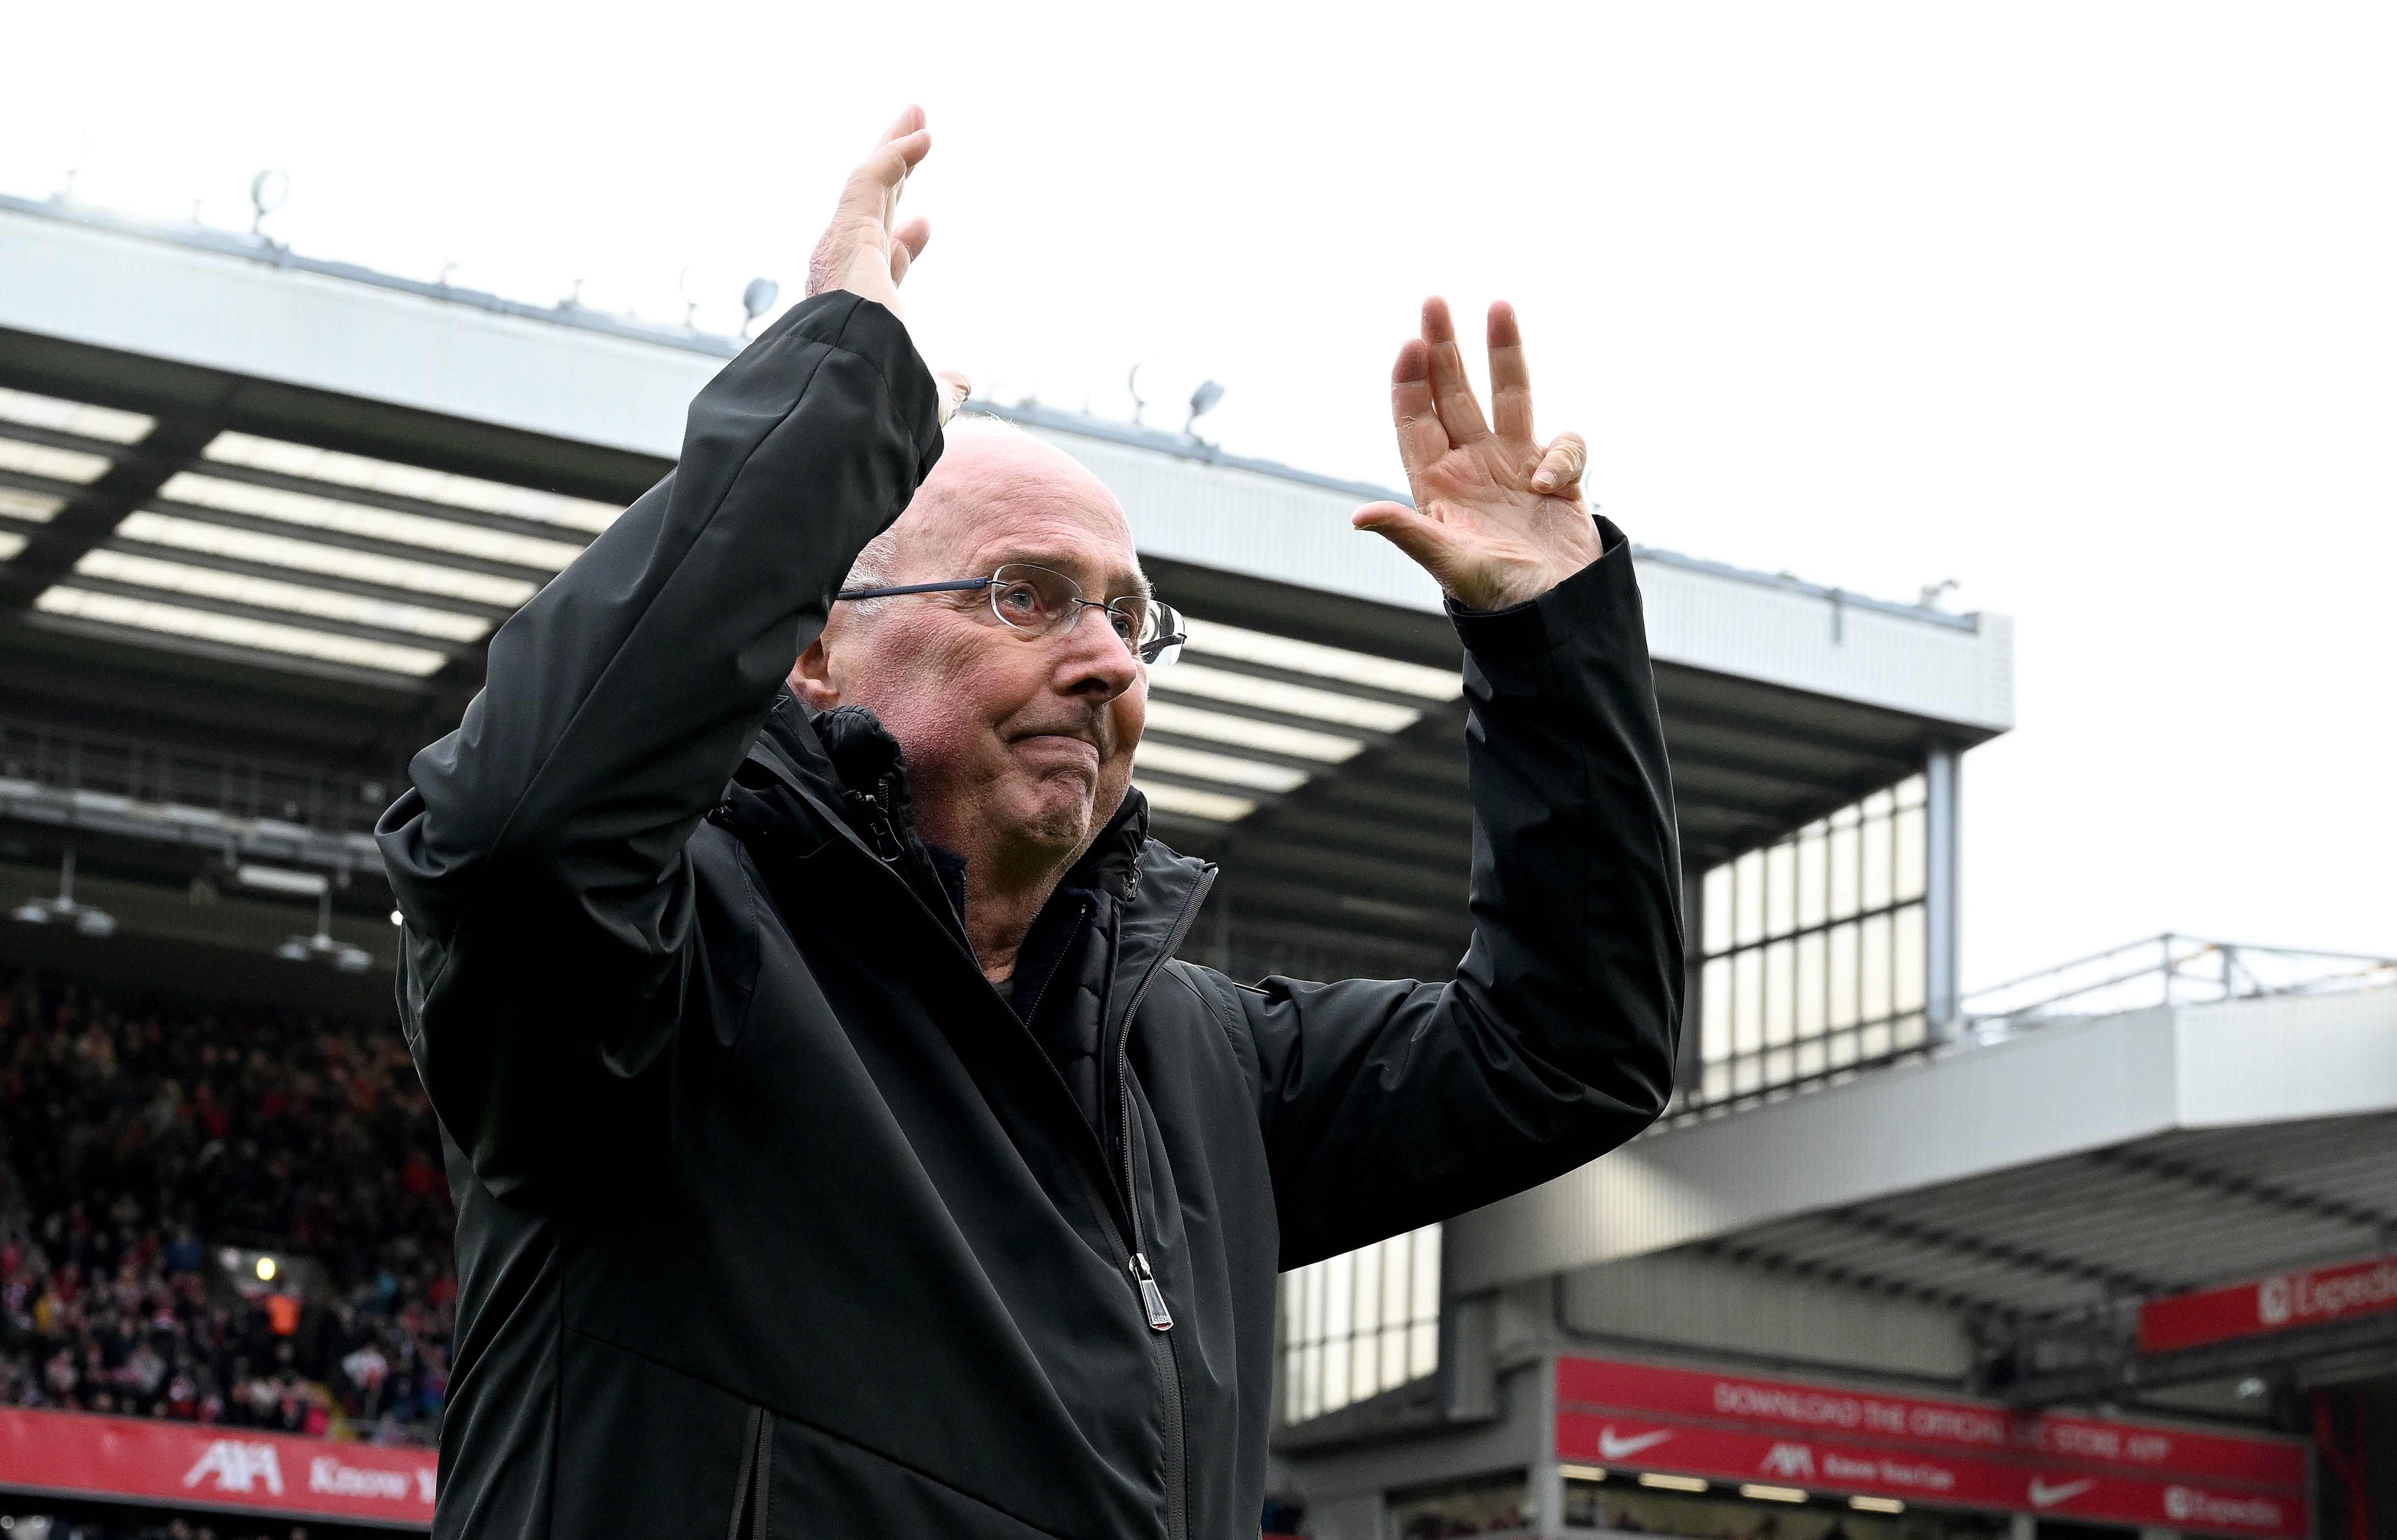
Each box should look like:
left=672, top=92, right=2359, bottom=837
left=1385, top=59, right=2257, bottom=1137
left=808, top=107, right=932, bottom=316
left=805, top=106, right=969, bottom=423
left=1353, top=299, right=1603, bottom=611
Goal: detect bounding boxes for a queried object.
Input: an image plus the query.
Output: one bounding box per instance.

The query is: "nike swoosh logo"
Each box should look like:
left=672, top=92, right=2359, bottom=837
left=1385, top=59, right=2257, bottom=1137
left=1598, top=1427, right=1675, bottom=1460
left=2029, top=1479, right=2096, bottom=1509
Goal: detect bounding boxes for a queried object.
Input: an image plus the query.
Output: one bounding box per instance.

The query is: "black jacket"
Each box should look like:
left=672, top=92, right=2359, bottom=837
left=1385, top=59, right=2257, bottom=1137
left=378, top=292, right=1684, bottom=1540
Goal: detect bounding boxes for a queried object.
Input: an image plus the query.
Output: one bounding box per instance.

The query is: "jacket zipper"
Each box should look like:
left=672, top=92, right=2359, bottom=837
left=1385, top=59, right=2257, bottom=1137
left=1107, top=866, right=1213, bottom=1540
left=736, top=766, right=1211, bottom=1540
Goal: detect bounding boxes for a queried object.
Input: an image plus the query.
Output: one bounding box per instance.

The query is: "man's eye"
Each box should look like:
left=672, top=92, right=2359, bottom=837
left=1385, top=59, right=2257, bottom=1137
left=1108, top=609, right=1137, bottom=641
left=998, top=584, right=1042, bottom=615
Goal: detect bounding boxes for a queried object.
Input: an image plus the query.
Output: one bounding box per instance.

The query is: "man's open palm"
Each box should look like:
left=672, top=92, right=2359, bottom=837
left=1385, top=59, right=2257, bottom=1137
left=1354, top=299, right=1602, bottom=611
left=807, top=106, right=969, bottom=422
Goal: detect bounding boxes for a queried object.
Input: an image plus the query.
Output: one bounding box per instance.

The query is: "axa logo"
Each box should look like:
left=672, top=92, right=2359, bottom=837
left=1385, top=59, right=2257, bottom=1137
left=1760, top=1443, right=1817, bottom=1480
left=2028, top=1478, right=2095, bottom=1510
left=2256, top=1277, right=2292, bottom=1325
left=1598, top=1427, right=1674, bottom=1461
left=183, top=1440, right=285, bottom=1496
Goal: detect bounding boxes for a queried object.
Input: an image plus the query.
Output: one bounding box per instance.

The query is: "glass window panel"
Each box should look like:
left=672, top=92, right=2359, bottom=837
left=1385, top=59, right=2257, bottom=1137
left=1828, top=922, right=1860, bottom=1028
left=1864, top=787, right=1896, bottom=818
left=1703, top=864, right=1733, bottom=956
left=1896, top=773, right=1927, bottom=808
left=1861, top=1022, right=1894, bottom=1060
left=1323, top=1335, right=1350, bottom=1414
left=1702, top=958, right=1733, bottom=1062
left=1895, top=806, right=1927, bottom=902
left=1733, top=948, right=1764, bottom=1055
left=1895, top=904, right=1927, bottom=1014
left=1796, top=831, right=1827, bottom=930
left=1861, top=913, right=1893, bottom=1023
left=1324, top=1252, right=1354, bottom=1341
left=1795, top=1039, right=1825, bottom=1080
left=1765, top=843, right=1796, bottom=939
left=1703, top=1063, right=1729, bottom=1102
left=1862, top=811, right=1894, bottom=912
left=1829, top=821, right=1860, bottom=919
left=1795, top=932, right=1826, bottom=1037
left=1895, top=1013, right=1928, bottom=1050
left=1763, top=940, right=1796, bottom=1046
left=1828, top=1030, right=1858, bottom=1068
left=1412, top=1227, right=1441, bottom=1322
left=1409, top=1319, right=1438, bottom=1381
left=1734, top=850, right=1765, bottom=946
left=1732, top=1057, right=1763, bottom=1094
left=1764, top=1047, right=1793, bottom=1086
left=1353, top=1243, right=1383, bottom=1336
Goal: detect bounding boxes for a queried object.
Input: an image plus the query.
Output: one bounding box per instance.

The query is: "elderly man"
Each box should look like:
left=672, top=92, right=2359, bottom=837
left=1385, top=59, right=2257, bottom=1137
left=381, top=109, right=1682, bottom=1540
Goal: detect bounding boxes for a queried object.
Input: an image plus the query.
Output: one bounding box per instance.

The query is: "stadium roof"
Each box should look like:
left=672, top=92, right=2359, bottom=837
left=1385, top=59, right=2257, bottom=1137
left=0, top=192, right=2013, bottom=992
left=1447, top=982, right=2397, bottom=1400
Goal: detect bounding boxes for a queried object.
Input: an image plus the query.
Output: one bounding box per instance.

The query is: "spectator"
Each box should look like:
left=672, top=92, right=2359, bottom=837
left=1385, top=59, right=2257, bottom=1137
left=0, top=970, right=454, bottom=1446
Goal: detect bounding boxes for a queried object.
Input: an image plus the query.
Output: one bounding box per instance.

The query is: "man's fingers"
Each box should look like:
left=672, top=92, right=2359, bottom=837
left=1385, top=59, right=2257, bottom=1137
left=889, top=216, right=930, bottom=285
left=1352, top=501, right=1463, bottom=583
left=1389, top=339, right=1449, bottom=479
left=1530, top=431, right=1587, bottom=497
left=935, top=371, right=972, bottom=428
left=1487, top=301, right=1535, bottom=446
left=876, top=104, right=926, bottom=148
left=837, top=129, right=931, bottom=228
left=1421, top=297, right=1491, bottom=445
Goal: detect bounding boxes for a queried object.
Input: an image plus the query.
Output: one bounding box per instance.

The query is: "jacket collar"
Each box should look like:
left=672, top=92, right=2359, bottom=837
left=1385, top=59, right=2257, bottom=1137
left=736, top=690, right=1212, bottom=945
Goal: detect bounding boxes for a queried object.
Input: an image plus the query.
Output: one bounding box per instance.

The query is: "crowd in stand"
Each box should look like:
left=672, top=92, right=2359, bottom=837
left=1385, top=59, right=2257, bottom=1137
left=0, top=969, right=455, bottom=1449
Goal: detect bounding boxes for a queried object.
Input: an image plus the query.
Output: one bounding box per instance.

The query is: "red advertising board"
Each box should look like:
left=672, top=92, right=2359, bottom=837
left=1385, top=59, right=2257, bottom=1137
left=0, top=1408, right=435, bottom=1528
left=2141, top=1252, right=2397, bottom=1353
left=1556, top=1355, right=2308, bottom=1539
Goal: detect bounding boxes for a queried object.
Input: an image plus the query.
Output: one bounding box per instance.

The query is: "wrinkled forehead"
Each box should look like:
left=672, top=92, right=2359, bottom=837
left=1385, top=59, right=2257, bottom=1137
left=907, top=431, right=1145, bottom=597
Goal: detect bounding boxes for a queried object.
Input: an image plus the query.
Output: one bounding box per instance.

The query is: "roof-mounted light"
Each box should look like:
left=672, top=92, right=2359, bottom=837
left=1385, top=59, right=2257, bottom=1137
left=1153, top=663, right=1423, bottom=734
left=1141, top=700, right=1364, bottom=764
left=1135, top=780, right=1258, bottom=824
left=116, top=512, right=538, bottom=607
left=0, top=386, right=154, bottom=444
left=1181, top=618, right=1463, bottom=701
left=1133, top=741, right=1308, bottom=794
left=75, top=550, right=492, bottom=642
left=0, top=487, right=68, bottom=524
left=202, top=432, right=620, bottom=534
left=35, top=587, right=449, bottom=675
left=0, top=437, right=112, bottom=485
left=159, top=472, right=586, bottom=570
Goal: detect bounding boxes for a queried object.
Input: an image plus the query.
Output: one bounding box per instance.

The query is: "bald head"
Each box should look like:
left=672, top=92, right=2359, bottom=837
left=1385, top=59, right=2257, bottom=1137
left=844, top=422, right=1138, bottom=598
left=792, top=417, right=1152, bottom=979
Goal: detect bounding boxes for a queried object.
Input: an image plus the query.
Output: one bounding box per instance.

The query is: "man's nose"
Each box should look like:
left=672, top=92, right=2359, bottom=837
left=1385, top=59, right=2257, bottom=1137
left=1055, top=607, right=1141, bottom=699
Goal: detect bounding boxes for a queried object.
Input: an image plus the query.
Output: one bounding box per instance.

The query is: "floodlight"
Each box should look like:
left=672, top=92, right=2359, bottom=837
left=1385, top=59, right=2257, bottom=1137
left=741, top=278, right=780, bottom=337
left=1184, top=380, right=1225, bottom=436
left=10, top=852, right=114, bottom=936
left=249, top=170, right=290, bottom=233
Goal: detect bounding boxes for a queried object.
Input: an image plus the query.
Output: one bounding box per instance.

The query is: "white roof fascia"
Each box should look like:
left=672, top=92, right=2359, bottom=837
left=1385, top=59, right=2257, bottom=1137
left=1015, top=421, right=2015, bottom=735
left=1445, top=986, right=2397, bottom=1296
left=0, top=202, right=709, bottom=459
left=1, top=200, right=2013, bottom=733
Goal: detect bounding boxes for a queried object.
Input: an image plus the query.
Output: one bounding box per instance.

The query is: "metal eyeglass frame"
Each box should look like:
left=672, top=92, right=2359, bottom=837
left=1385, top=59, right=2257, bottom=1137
left=834, top=564, right=1186, bottom=665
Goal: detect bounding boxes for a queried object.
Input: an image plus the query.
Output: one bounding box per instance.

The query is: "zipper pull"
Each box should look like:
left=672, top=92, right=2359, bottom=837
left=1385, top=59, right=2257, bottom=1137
left=1130, top=1252, right=1173, bottom=1332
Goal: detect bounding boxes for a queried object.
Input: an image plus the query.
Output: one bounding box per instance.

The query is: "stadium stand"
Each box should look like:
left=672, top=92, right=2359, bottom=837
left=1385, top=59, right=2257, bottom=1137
left=0, top=967, right=453, bottom=1450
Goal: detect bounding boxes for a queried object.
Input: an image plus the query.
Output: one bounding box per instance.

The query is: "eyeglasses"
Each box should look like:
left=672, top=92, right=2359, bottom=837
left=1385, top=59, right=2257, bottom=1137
left=834, top=563, right=1186, bottom=666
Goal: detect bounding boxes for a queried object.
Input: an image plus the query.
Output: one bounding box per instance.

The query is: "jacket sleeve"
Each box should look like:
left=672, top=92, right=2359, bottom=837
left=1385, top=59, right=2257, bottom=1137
left=375, top=293, right=944, bottom=1196
left=1228, top=519, right=1684, bottom=1269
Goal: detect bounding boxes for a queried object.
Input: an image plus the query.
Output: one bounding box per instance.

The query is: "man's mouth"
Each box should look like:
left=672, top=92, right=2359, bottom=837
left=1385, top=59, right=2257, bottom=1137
left=1012, top=730, right=1102, bottom=763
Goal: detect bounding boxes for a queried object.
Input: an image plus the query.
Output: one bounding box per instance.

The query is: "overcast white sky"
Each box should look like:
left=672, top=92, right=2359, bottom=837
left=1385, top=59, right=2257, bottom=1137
left=4, top=2, right=2390, bottom=989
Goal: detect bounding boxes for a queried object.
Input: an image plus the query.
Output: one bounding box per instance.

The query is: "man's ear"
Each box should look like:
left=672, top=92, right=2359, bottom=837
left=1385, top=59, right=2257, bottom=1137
left=789, top=634, right=840, bottom=710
